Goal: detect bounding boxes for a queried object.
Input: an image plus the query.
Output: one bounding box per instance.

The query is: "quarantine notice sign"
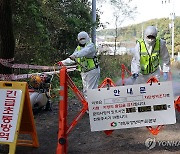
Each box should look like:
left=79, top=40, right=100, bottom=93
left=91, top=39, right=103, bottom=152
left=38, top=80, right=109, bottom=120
left=87, top=81, right=176, bottom=131
left=0, top=89, right=22, bottom=142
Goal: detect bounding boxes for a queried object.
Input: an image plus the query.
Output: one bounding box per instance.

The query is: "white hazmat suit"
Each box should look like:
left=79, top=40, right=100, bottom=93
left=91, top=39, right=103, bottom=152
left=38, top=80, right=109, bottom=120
left=61, top=31, right=100, bottom=98
left=131, top=26, right=170, bottom=83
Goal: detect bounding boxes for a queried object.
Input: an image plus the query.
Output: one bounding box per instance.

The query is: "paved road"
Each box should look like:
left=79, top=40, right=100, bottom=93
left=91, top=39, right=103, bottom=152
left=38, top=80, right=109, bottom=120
left=172, top=69, right=180, bottom=98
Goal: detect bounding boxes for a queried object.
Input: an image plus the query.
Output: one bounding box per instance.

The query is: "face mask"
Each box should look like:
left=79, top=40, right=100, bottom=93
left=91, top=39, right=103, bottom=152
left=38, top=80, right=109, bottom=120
left=79, top=39, right=86, bottom=45
left=145, top=38, right=156, bottom=46
left=79, top=43, right=86, bottom=47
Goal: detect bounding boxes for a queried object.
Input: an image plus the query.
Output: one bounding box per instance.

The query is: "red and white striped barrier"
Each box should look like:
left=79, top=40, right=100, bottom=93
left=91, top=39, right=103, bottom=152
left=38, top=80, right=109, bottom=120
left=0, top=58, right=77, bottom=80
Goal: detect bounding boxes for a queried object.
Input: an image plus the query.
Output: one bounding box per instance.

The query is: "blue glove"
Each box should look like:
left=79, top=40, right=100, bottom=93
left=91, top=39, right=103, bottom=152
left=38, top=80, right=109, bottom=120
left=132, top=73, right=139, bottom=79
left=163, top=72, right=168, bottom=81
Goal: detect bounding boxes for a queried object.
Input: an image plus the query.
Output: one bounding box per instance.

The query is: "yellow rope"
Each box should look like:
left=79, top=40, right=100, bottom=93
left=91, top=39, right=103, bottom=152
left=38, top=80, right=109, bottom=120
left=53, top=63, right=60, bottom=78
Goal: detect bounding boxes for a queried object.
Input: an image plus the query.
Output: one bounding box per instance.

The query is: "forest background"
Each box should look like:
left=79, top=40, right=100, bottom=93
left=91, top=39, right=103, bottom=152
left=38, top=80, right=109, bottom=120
left=0, top=0, right=180, bottom=97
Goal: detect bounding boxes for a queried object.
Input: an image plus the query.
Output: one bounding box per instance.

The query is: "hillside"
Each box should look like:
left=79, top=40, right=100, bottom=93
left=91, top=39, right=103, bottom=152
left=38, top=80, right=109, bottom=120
left=97, top=17, right=180, bottom=55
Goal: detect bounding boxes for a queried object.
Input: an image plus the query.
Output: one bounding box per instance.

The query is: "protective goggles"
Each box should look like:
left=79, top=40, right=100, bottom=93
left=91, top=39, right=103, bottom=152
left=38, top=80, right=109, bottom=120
left=147, top=35, right=156, bottom=39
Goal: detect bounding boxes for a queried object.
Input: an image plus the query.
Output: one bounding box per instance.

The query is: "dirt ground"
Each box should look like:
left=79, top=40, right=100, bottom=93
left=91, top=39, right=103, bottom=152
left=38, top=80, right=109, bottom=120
left=1, top=95, right=180, bottom=154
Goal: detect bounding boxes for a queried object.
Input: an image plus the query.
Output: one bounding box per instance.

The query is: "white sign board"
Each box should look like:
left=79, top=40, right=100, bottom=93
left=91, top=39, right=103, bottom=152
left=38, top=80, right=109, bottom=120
left=87, top=81, right=176, bottom=131
left=0, top=89, right=22, bottom=142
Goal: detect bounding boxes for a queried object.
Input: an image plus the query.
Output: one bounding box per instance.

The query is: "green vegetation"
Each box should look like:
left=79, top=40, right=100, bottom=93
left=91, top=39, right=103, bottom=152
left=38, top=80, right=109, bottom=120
left=99, top=54, right=132, bottom=83
left=2, top=1, right=179, bottom=97
left=97, top=17, right=180, bottom=55
left=12, top=0, right=96, bottom=67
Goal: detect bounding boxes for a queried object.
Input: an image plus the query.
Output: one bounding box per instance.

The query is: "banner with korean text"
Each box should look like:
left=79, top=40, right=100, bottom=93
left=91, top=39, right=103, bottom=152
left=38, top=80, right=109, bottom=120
left=87, top=81, right=176, bottom=131
left=0, top=89, right=22, bottom=142
left=0, top=81, right=39, bottom=154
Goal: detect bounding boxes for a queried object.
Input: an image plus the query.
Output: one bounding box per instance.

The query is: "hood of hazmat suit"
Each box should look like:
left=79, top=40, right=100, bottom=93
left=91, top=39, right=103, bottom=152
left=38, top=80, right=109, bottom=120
left=77, top=31, right=90, bottom=45
left=144, top=26, right=157, bottom=46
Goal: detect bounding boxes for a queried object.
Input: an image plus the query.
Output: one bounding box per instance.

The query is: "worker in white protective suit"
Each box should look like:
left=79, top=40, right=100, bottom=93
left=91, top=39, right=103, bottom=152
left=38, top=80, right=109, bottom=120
left=58, top=31, right=100, bottom=99
left=131, top=26, right=170, bottom=84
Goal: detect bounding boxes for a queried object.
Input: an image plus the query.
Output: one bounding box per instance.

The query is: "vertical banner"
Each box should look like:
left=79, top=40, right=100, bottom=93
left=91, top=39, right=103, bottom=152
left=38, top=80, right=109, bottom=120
left=0, top=90, right=22, bottom=142
left=0, top=81, right=39, bottom=154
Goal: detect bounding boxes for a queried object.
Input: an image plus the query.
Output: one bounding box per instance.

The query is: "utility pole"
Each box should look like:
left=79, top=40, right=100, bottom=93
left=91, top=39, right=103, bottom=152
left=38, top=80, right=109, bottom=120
left=141, top=24, right=144, bottom=38
left=162, top=0, right=175, bottom=59
left=92, top=0, right=96, bottom=45
left=170, top=12, right=175, bottom=59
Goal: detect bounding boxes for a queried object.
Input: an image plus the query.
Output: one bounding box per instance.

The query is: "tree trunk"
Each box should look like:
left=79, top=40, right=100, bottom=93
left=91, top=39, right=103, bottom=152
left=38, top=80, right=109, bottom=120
left=0, top=0, right=15, bottom=75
